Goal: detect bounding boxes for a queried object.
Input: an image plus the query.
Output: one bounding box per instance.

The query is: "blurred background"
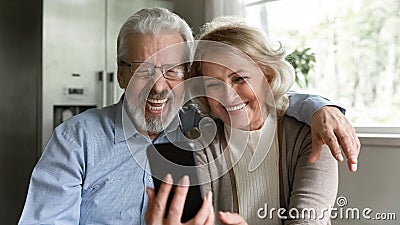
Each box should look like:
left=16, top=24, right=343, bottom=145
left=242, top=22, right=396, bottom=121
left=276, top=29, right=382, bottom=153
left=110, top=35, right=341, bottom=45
left=0, top=0, right=399, bottom=224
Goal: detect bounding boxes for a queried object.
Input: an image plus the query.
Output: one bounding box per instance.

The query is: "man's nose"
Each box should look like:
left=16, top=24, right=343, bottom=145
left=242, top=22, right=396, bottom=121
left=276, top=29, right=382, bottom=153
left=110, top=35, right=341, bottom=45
left=150, top=70, right=169, bottom=93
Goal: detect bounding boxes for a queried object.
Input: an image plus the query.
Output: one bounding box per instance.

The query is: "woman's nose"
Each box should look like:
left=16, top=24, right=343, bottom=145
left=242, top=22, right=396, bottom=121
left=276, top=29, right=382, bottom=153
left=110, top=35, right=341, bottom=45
left=222, top=84, right=239, bottom=103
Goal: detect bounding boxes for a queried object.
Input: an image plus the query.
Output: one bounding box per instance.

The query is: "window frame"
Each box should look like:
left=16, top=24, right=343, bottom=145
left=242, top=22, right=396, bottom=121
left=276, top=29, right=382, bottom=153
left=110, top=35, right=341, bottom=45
left=244, top=0, right=400, bottom=139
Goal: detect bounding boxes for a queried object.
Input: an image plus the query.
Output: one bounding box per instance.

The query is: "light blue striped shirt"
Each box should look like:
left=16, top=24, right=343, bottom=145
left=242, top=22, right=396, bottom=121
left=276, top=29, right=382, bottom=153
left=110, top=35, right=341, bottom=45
left=19, top=98, right=182, bottom=225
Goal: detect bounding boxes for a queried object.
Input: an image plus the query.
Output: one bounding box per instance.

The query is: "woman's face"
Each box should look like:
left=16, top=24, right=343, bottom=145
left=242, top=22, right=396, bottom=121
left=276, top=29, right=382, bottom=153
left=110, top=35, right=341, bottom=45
left=201, top=52, right=272, bottom=130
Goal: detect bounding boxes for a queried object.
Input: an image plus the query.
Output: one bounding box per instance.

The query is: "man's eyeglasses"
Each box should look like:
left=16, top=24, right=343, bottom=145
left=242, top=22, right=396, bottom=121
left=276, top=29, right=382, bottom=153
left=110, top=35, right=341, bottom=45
left=119, top=60, right=188, bottom=81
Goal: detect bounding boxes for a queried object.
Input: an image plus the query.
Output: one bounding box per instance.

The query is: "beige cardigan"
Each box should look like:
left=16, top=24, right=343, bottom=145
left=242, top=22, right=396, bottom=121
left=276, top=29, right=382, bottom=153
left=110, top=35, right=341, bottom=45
left=193, top=115, right=338, bottom=224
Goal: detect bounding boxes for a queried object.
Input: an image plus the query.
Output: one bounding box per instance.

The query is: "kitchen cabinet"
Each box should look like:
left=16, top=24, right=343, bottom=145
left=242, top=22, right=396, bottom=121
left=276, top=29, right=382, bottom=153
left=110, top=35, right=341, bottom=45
left=42, top=0, right=173, bottom=148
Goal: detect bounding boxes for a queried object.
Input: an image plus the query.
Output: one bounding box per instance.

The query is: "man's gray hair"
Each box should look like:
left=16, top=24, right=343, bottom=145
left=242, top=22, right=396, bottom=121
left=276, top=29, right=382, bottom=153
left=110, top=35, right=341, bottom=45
left=117, top=7, right=193, bottom=62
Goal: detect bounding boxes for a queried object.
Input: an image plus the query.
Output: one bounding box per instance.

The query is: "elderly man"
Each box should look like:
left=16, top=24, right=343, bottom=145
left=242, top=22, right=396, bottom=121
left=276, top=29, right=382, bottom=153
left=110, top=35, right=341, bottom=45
left=19, top=7, right=359, bottom=224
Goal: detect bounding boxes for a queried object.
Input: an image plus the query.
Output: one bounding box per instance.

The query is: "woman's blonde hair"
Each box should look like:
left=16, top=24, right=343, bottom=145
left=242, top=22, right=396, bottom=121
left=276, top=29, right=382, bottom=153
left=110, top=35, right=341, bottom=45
left=189, top=17, right=295, bottom=116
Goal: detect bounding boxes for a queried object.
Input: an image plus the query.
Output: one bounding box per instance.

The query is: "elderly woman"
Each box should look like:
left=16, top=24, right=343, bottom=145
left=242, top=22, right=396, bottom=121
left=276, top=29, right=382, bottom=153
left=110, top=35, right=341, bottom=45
left=184, top=18, right=338, bottom=225
left=145, top=18, right=339, bottom=225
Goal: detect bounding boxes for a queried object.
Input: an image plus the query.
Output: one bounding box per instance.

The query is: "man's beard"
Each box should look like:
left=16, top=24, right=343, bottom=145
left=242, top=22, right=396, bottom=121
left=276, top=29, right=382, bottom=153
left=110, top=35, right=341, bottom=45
left=126, top=87, right=178, bottom=133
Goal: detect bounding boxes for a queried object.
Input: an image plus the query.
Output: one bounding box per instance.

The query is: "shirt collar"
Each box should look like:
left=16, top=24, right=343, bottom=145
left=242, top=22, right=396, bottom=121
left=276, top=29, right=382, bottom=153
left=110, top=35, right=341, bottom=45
left=224, top=113, right=277, bottom=171
left=224, top=113, right=276, bottom=155
left=114, top=95, right=128, bottom=143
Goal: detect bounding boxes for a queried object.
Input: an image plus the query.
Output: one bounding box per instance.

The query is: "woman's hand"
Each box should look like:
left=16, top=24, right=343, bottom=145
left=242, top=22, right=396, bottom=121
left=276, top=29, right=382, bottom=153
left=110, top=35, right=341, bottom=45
left=145, top=174, right=214, bottom=225
left=217, top=211, right=248, bottom=225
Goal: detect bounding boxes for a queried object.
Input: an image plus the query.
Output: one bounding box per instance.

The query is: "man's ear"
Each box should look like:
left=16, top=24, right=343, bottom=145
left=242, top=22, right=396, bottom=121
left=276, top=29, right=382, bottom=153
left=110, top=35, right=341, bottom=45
left=117, top=65, right=126, bottom=89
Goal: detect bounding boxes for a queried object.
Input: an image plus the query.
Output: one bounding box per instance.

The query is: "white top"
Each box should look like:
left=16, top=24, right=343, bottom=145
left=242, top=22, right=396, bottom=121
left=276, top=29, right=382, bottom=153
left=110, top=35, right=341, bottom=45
left=224, top=114, right=281, bottom=225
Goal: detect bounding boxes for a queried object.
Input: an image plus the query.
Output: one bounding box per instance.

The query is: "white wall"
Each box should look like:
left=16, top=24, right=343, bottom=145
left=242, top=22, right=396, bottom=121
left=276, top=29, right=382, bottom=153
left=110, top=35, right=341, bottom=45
left=332, top=138, right=400, bottom=225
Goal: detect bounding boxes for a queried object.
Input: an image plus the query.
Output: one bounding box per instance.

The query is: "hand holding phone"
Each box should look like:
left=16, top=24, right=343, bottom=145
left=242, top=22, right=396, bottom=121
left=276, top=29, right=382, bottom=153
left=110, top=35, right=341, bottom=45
left=147, top=142, right=206, bottom=223
left=145, top=174, right=214, bottom=225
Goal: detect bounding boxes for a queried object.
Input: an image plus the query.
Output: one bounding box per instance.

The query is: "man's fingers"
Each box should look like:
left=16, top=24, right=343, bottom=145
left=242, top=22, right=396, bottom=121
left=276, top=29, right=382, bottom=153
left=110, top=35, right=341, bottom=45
left=335, top=129, right=355, bottom=157
left=204, top=206, right=215, bottom=225
left=152, top=174, right=173, bottom=220
left=335, top=128, right=359, bottom=172
left=310, top=106, right=361, bottom=172
left=348, top=127, right=361, bottom=164
left=348, top=160, right=358, bottom=172
left=166, top=175, right=189, bottom=224
left=146, top=187, right=155, bottom=211
left=145, top=187, right=155, bottom=223
left=346, top=122, right=360, bottom=172
left=321, top=128, right=344, bottom=162
left=186, top=192, right=213, bottom=225
left=146, top=187, right=155, bottom=207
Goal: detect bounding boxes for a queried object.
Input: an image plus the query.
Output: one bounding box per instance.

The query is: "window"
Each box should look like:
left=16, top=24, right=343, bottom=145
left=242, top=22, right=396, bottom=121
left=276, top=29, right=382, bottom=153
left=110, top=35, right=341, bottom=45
left=245, top=0, right=400, bottom=127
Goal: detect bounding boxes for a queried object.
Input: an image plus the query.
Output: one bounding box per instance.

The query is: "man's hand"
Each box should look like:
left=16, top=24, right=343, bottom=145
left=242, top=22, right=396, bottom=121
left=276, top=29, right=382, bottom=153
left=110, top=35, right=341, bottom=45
left=145, top=174, right=214, bottom=225
left=310, top=106, right=361, bottom=172
left=217, top=211, right=248, bottom=225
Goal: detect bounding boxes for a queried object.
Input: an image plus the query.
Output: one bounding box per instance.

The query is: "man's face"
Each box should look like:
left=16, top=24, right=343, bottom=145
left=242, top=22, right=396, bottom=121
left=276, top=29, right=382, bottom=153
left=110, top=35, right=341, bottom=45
left=118, top=33, right=186, bottom=134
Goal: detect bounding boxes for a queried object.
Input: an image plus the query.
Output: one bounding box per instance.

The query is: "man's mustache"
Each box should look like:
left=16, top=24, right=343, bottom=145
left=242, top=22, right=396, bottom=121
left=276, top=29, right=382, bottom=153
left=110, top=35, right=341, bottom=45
left=146, top=89, right=172, bottom=99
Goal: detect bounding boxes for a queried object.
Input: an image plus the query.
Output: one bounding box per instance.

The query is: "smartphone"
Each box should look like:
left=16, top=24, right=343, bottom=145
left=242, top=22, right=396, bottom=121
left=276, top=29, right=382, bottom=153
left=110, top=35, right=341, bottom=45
left=147, top=142, right=204, bottom=223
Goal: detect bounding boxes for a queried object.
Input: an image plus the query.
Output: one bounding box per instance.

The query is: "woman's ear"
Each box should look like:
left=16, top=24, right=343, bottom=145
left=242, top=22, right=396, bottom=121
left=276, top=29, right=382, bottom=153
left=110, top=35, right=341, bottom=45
left=261, top=65, right=274, bottom=85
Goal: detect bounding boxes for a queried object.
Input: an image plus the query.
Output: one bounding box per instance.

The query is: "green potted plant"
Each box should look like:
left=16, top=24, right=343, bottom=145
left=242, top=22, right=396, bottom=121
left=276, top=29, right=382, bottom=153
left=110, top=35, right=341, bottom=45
left=285, top=48, right=316, bottom=89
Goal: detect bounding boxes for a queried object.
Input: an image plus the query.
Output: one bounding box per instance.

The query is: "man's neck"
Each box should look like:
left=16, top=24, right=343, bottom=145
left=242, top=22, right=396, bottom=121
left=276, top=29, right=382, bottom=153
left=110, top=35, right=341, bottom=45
left=136, top=128, right=161, bottom=141
left=147, top=132, right=160, bottom=141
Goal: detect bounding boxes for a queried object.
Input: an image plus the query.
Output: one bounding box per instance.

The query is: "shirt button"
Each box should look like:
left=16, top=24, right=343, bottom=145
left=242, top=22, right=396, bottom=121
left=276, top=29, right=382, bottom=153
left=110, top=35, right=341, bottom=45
left=148, top=177, right=153, bottom=183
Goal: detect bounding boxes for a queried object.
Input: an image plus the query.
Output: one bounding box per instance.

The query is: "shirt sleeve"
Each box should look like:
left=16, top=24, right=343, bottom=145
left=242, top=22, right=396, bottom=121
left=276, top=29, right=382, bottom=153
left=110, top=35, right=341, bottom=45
left=18, top=126, right=85, bottom=225
left=286, top=90, right=346, bottom=125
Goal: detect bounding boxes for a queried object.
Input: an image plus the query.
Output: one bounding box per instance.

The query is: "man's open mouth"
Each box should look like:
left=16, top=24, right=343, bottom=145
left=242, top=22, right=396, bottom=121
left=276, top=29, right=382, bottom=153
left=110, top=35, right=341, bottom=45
left=146, top=98, right=168, bottom=112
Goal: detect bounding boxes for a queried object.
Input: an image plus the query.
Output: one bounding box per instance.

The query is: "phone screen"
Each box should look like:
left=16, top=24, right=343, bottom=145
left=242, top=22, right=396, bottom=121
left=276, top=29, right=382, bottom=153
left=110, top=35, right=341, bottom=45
left=147, top=142, right=204, bottom=223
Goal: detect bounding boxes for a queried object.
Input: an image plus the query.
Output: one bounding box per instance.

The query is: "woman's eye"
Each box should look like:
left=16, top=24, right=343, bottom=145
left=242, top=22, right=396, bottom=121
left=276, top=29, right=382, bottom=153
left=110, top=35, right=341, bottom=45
left=233, top=76, right=248, bottom=83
